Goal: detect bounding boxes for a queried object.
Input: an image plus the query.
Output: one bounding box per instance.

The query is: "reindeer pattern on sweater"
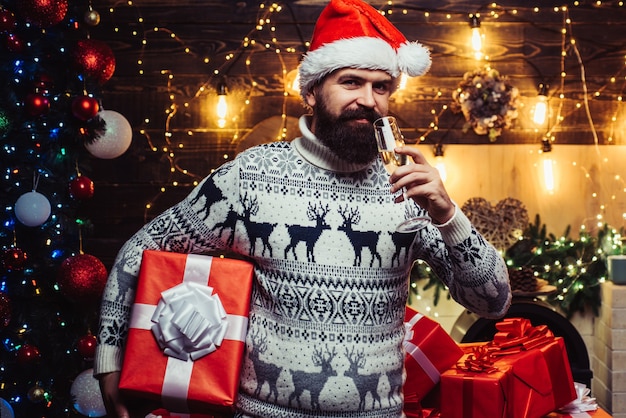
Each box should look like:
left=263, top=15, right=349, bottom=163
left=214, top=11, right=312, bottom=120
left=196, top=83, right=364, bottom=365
left=97, top=138, right=510, bottom=418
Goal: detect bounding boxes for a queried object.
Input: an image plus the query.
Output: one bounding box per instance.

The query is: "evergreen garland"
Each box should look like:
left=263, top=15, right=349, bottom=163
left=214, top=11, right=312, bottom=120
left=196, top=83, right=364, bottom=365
left=409, top=215, right=623, bottom=318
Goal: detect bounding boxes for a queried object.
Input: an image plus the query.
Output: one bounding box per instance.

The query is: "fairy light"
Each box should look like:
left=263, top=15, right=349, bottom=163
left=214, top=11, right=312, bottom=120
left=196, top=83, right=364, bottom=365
left=101, top=1, right=303, bottom=218
left=96, top=1, right=626, bottom=229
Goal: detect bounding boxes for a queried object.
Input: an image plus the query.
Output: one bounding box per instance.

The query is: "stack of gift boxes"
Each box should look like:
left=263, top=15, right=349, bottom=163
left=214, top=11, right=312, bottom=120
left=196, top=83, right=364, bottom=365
left=403, top=306, right=607, bottom=418
left=118, top=251, right=606, bottom=417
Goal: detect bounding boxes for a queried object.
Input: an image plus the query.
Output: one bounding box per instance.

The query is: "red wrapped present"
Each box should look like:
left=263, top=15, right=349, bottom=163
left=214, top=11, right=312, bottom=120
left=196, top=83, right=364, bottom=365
left=119, top=250, right=254, bottom=416
left=403, top=306, right=463, bottom=403
left=440, top=318, right=577, bottom=418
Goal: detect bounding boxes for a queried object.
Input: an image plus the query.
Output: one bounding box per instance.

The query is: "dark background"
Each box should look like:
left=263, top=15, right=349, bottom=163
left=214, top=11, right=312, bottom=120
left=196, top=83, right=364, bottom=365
left=84, top=0, right=626, bottom=266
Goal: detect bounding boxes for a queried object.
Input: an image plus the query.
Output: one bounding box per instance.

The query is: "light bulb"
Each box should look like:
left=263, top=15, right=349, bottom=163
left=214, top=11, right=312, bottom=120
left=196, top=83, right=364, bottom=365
left=542, top=155, right=555, bottom=193
left=540, top=139, right=556, bottom=194
left=285, top=69, right=300, bottom=96
left=433, top=143, right=447, bottom=182
left=291, top=72, right=300, bottom=93
left=435, top=156, right=447, bottom=183
left=398, top=73, right=408, bottom=91
left=533, top=83, right=549, bottom=126
left=469, top=14, right=483, bottom=60
left=533, top=99, right=547, bottom=125
left=216, top=81, right=228, bottom=128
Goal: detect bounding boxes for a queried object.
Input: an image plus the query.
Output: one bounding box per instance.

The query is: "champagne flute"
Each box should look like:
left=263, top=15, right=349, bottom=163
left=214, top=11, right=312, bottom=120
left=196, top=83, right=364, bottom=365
left=374, top=116, right=431, bottom=233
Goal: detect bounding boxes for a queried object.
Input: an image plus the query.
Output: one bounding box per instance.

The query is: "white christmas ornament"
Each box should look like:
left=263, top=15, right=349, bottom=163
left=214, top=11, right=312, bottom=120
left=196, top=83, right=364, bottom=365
left=14, top=191, right=51, bottom=227
left=86, top=110, right=132, bottom=159
left=0, top=398, right=15, bottom=418
left=70, top=368, right=106, bottom=417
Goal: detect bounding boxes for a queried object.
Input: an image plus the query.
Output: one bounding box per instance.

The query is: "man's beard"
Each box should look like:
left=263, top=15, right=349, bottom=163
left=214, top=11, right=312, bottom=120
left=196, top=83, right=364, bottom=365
left=313, top=99, right=381, bottom=165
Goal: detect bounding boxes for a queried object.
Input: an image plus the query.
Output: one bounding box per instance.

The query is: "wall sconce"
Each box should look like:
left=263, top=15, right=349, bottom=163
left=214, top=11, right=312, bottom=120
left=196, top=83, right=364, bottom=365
left=540, top=138, right=556, bottom=194
left=533, top=83, right=549, bottom=126
left=433, top=143, right=447, bottom=183
left=469, top=14, right=484, bottom=61
left=216, top=79, right=228, bottom=128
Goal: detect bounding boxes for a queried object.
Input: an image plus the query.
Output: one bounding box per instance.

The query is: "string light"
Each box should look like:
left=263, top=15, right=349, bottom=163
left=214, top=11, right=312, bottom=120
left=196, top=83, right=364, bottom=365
left=95, top=2, right=626, bottom=228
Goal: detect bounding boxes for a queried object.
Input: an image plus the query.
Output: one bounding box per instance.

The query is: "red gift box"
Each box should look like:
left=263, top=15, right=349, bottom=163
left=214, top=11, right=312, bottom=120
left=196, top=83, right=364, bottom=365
left=440, top=318, right=577, bottom=418
left=403, top=306, right=464, bottom=403
left=119, top=250, right=254, bottom=416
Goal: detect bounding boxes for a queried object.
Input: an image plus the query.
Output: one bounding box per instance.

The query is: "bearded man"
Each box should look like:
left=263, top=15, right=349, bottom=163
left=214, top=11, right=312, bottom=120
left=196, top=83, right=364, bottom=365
left=95, top=1, right=511, bottom=417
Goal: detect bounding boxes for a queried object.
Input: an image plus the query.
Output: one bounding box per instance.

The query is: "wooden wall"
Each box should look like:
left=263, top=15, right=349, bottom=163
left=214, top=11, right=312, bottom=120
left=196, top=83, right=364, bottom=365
left=84, top=0, right=626, bottom=266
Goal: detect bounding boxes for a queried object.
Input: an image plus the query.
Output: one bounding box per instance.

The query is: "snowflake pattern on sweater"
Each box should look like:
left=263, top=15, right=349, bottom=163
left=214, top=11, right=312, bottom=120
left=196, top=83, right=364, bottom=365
left=96, top=129, right=510, bottom=418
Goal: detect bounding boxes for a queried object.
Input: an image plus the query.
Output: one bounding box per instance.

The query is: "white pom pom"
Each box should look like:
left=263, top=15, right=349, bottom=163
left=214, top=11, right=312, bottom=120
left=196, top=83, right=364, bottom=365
left=397, top=42, right=432, bottom=77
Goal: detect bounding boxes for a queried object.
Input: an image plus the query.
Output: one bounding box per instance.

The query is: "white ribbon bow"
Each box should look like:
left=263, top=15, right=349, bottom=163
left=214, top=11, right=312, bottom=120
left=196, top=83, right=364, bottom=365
left=558, top=382, right=598, bottom=414
left=151, top=281, right=229, bottom=361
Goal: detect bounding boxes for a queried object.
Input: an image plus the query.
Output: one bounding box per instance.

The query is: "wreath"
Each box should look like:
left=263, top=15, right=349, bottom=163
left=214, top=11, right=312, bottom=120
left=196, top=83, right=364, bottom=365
left=452, top=67, right=520, bottom=142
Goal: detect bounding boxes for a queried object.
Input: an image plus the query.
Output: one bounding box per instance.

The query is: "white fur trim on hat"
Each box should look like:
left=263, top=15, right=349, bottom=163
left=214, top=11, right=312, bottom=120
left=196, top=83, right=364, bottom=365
left=299, top=36, right=399, bottom=98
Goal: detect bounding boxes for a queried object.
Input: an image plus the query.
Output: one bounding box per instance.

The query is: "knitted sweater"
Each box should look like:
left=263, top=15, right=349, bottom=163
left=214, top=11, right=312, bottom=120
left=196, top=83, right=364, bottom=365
left=95, top=115, right=511, bottom=417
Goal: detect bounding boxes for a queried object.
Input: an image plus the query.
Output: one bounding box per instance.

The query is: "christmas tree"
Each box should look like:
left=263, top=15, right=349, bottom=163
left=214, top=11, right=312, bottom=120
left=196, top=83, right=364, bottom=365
left=0, top=0, right=130, bottom=416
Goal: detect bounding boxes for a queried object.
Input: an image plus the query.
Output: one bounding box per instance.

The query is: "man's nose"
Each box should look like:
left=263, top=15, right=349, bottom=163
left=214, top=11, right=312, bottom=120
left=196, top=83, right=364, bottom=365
left=356, top=85, right=376, bottom=108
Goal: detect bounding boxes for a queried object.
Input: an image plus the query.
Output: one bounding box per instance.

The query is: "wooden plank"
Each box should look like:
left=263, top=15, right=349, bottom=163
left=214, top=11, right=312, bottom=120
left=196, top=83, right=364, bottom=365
left=81, top=0, right=626, bottom=267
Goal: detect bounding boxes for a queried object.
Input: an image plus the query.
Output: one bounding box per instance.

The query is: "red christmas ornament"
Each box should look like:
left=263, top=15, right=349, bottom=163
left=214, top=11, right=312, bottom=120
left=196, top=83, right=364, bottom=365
left=0, top=9, right=17, bottom=32
left=57, top=254, right=108, bottom=303
left=69, top=175, right=95, bottom=200
left=25, top=93, right=50, bottom=117
left=18, top=0, right=68, bottom=28
left=71, top=96, right=99, bottom=121
left=3, top=247, right=28, bottom=271
left=76, top=334, right=97, bottom=359
left=72, top=39, right=116, bottom=85
left=0, top=292, right=11, bottom=328
left=5, top=33, right=24, bottom=53
left=17, top=344, right=41, bottom=365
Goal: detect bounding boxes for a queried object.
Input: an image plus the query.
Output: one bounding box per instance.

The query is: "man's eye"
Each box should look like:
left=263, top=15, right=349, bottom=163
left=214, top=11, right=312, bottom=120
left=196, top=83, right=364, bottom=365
left=374, top=84, right=390, bottom=93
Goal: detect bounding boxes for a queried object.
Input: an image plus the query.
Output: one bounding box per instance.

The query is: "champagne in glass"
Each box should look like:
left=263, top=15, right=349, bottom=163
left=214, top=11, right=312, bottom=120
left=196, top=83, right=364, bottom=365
left=374, top=116, right=430, bottom=233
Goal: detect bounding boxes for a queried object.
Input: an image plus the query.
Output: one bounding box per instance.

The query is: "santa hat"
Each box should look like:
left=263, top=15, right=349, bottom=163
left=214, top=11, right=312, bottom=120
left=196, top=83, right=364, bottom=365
left=298, top=0, right=431, bottom=99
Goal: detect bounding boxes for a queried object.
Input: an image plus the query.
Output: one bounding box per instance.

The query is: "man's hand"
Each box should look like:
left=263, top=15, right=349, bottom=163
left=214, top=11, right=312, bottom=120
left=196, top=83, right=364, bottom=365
left=388, top=146, right=455, bottom=225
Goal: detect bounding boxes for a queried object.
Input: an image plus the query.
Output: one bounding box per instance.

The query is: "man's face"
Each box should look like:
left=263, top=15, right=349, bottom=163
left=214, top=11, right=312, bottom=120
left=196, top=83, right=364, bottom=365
left=306, top=69, right=394, bottom=165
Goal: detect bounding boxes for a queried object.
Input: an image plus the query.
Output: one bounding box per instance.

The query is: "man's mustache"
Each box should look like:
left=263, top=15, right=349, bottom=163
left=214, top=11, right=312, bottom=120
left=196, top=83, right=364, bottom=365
left=337, top=108, right=381, bottom=124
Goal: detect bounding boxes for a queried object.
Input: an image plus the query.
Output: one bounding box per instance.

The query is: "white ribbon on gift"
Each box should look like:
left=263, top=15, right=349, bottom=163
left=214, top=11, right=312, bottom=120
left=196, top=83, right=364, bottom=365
left=151, top=281, right=228, bottom=361
left=557, top=382, right=598, bottom=416
left=403, top=312, right=441, bottom=384
left=129, top=254, right=248, bottom=414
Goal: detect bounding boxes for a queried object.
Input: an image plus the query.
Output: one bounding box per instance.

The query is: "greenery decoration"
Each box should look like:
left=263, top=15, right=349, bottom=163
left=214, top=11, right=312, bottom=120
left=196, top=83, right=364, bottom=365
left=451, top=67, right=521, bottom=142
left=409, top=215, right=624, bottom=318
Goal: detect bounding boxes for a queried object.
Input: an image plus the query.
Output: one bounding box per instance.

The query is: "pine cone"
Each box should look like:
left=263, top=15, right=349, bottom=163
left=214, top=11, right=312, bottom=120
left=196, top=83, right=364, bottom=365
left=508, top=267, right=538, bottom=292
